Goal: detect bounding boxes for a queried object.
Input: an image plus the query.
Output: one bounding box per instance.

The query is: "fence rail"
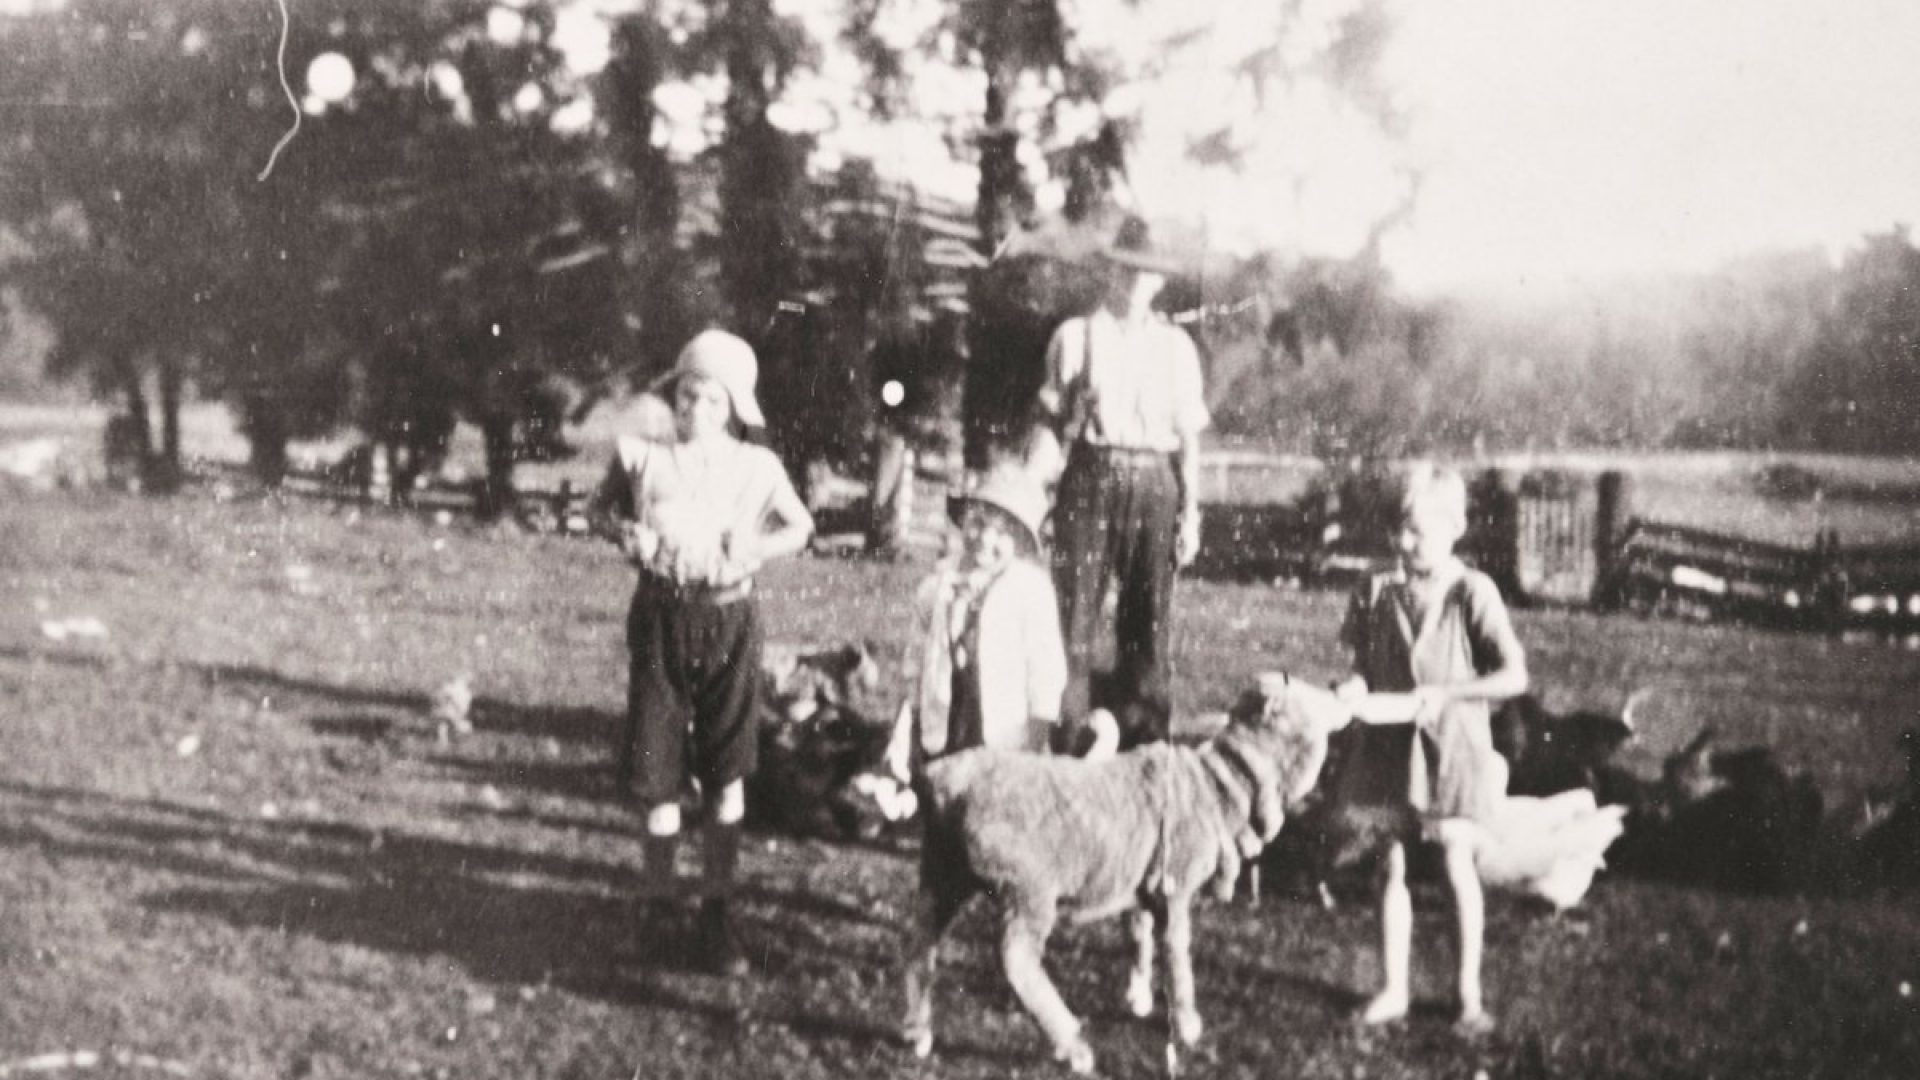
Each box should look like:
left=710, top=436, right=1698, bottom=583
left=195, top=454, right=1920, bottom=637
left=1600, top=514, right=1920, bottom=636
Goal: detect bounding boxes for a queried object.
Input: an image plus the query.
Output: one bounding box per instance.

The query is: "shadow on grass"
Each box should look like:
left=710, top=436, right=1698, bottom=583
left=0, top=777, right=896, bottom=1050
left=0, top=644, right=619, bottom=746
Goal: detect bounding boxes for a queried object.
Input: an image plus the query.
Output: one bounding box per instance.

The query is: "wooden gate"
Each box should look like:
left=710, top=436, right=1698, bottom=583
left=1515, top=471, right=1597, bottom=603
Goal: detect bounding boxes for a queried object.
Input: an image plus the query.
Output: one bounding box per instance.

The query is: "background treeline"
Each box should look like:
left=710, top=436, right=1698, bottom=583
left=3, top=0, right=1919, bottom=515
left=1194, top=229, right=1920, bottom=463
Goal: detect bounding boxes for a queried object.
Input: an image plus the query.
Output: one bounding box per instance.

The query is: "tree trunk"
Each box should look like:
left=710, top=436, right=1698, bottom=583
left=151, top=356, right=184, bottom=492
left=106, top=356, right=155, bottom=492
left=478, top=412, right=517, bottom=520
left=115, top=354, right=154, bottom=457
left=243, top=394, right=290, bottom=487
left=966, top=44, right=1041, bottom=469
left=974, top=58, right=1028, bottom=258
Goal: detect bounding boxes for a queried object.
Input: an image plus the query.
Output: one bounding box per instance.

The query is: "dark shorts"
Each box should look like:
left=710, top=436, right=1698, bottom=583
left=621, top=578, right=762, bottom=804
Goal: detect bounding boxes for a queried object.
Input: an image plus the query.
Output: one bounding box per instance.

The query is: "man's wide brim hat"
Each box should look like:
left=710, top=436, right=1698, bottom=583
left=1098, top=215, right=1187, bottom=276
left=649, top=329, right=767, bottom=428
left=946, top=465, right=1050, bottom=555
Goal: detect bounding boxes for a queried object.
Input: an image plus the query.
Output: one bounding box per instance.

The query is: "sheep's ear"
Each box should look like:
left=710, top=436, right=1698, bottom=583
left=1281, top=678, right=1353, bottom=734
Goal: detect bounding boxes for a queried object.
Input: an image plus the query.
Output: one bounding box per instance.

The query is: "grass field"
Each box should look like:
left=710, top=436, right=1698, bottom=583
left=5, top=477, right=1920, bottom=1079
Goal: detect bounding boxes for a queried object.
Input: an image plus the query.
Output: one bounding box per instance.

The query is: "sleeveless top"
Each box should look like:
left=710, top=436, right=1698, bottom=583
left=1334, top=566, right=1523, bottom=825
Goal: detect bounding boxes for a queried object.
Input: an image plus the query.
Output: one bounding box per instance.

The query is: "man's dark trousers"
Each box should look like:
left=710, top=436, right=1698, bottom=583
left=1050, top=444, right=1179, bottom=745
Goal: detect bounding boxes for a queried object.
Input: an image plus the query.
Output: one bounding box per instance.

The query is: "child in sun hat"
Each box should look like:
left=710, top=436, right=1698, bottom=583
left=1332, top=462, right=1528, bottom=1036
left=590, top=327, right=814, bottom=976
left=883, top=458, right=1069, bottom=778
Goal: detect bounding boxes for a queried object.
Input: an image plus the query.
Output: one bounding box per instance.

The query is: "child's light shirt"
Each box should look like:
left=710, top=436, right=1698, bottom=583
left=594, top=435, right=799, bottom=585
left=904, top=556, right=1067, bottom=762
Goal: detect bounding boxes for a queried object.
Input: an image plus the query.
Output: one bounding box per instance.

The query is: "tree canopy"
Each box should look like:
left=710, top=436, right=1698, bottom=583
left=4, top=0, right=1920, bottom=503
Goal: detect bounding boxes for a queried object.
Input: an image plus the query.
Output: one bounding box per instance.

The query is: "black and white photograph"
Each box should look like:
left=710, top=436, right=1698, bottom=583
left=4, top=0, right=1919, bottom=1076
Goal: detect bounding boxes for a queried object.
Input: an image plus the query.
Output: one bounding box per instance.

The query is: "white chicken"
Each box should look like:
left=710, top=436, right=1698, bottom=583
left=432, top=674, right=475, bottom=741
left=1477, top=779, right=1628, bottom=912
left=1349, top=697, right=1629, bottom=911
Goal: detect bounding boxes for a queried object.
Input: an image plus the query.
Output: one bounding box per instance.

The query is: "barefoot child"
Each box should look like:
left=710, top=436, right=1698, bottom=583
left=1335, top=463, right=1528, bottom=1035
left=591, top=329, right=814, bottom=975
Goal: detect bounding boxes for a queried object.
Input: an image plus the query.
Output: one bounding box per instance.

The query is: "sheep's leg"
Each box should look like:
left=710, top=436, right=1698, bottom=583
left=900, top=883, right=968, bottom=1058
left=1161, top=897, right=1203, bottom=1046
left=1000, top=896, right=1093, bottom=1074
left=1125, top=906, right=1157, bottom=1018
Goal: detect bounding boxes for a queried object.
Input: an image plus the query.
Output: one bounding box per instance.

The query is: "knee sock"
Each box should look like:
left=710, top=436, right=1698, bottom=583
left=641, top=833, right=682, bottom=898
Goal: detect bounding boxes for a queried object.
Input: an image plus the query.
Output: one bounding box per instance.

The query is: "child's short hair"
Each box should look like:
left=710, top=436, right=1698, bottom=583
left=1399, top=462, right=1468, bottom=535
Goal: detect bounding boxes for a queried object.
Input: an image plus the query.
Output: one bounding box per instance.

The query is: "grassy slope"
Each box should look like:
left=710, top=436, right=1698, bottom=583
left=3, top=488, right=1920, bottom=1078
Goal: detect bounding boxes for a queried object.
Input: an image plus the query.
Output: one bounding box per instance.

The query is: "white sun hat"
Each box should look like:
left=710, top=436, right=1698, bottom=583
left=651, top=329, right=767, bottom=429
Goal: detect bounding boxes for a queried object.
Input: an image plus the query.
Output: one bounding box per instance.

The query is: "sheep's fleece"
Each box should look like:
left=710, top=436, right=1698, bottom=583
left=901, top=673, right=1353, bottom=1075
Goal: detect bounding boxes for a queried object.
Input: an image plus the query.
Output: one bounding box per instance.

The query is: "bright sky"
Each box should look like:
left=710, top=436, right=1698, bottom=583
left=1379, top=0, right=1920, bottom=293
left=766, top=0, right=1920, bottom=296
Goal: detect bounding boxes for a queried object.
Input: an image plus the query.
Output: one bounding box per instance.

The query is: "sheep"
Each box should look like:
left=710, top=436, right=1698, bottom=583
left=900, top=673, right=1352, bottom=1075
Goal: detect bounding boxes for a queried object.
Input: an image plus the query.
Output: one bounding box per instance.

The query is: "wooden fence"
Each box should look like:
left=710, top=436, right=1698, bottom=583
left=209, top=454, right=1920, bottom=636
left=1611, top=519, right=1920, bottom=634
left=1273, top=466, right=1920, bottom=636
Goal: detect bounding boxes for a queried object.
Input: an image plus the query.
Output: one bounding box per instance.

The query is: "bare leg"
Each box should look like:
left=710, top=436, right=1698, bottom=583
left=1440, top=830, right=1493, bottom=1035
left=713, top=778, right=745, bottom=826
left=1162, top=898, right=1203, bottom=1046
left=1125, top=907, right=1156, bottom=1018
left=1361, top=841, right=1411, bottom=1024
left=999, top=898, right=1093, bottom=1074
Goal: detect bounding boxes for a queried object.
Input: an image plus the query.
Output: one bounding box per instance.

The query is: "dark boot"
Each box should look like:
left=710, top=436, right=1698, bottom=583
left=697, top=897, right=749, bottom=978
left=702, top=823, right=741, bottom=896
left=698, top=825, right=747, bottom=976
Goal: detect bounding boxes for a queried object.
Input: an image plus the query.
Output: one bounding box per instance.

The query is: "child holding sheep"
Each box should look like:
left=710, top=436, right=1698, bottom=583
left=1334, top=463, right=1528, bottom=1035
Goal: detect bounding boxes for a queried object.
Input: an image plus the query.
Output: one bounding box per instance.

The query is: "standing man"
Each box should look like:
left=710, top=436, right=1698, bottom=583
left=1039, top=216, right=1208, bottom=746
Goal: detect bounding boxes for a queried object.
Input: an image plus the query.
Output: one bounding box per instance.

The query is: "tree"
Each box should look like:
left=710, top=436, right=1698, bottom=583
left=845, top=0, right=1068, bottom=255
left=0, top=1, right=636, bottom=501
left=303, top=0, right=628, bottom=511
left=0, top=0, right=314, bottom=488
left=598, top=10, right=705, bottom=392
left=1779, top=228, right=1920, bottom=454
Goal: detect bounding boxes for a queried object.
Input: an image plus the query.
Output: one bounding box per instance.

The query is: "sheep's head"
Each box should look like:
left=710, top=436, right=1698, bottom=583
left=1228, top=672, right=1354, bottom=808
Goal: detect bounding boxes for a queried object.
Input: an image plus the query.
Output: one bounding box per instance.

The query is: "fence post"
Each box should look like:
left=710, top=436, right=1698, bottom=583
left=1468, top=468, right=1521, bottom=599
left=867, top=433, right=913, bottom=558
left=1811, top=527, right=1850, bottom=634
left=1591, top=470, right=1634, bottom=611
left=367, top=445, right=392, bottom=506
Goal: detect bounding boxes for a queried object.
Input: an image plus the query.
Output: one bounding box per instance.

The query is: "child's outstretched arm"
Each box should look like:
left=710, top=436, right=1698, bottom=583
left=1413, top=576, right=1529, bottom=720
